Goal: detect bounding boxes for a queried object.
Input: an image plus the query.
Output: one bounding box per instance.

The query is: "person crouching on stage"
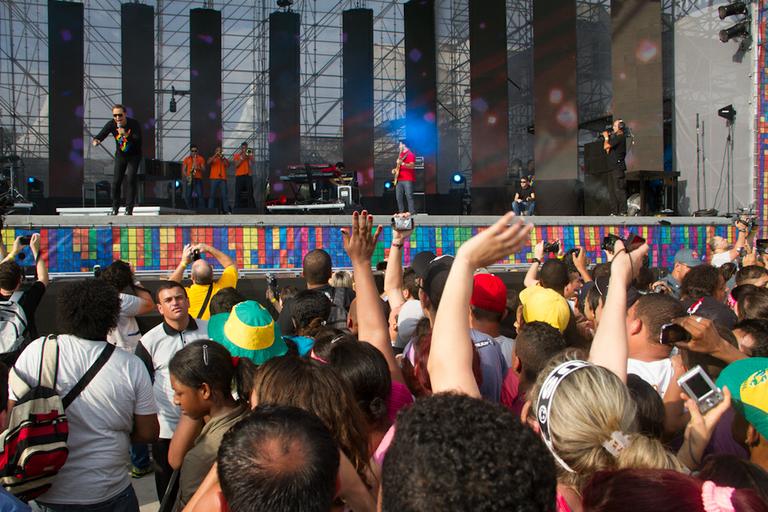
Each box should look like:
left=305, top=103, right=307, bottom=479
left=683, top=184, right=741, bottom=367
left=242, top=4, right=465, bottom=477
left=207, top=146, right=232, bottom=214
left=603, top=119, right=628, bottom=215
left=182, top=144, right=206, bottom=211
left=393, top=140, right=416, bottom=215
left=512, top=175, right=536, bottom=216
left=92, top=104, right=143, bottom=216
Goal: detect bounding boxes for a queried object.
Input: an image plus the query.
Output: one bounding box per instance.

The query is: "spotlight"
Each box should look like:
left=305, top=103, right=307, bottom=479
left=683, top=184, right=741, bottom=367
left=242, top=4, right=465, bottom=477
left=27, top=177, right=43, bottom=198
left=169, top=96, right=177, bottom=113
left=718, top=1, right=747, bottom=19
left=719, top=20, right=750, bottom=43
left=384, top=181, right=393, bottom=190
left=718, top=104, right=736, bottom=122
left=451, top=172, right=465, bottom=185
left=174, top=179, right=181, bottom=188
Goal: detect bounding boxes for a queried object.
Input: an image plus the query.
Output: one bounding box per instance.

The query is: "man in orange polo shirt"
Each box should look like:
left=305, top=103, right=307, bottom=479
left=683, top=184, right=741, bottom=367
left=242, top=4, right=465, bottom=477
left=182, top=144, right=206, bottom=210
left=233, top=142, right=255, bottom=209
left=207, top=145, right=231, bottom=214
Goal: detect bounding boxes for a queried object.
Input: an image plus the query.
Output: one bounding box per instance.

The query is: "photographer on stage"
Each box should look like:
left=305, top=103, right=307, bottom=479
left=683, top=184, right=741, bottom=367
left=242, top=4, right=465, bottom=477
left=603, top=119, right=628, bottom=215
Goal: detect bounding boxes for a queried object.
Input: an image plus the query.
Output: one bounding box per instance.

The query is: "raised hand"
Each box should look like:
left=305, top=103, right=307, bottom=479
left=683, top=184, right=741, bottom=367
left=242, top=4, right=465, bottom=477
left=341, top=210, right=382, bottom=265
left=456, top=212, right=532, bottom=269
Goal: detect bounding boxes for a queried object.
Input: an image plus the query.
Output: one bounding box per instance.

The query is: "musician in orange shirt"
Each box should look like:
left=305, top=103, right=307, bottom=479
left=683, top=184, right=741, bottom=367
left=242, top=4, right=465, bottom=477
left=182, top=144, right=206, bottom=210
left=207, top=145, right=231, bottom=214
left=232, top=142, right=255, bottom=209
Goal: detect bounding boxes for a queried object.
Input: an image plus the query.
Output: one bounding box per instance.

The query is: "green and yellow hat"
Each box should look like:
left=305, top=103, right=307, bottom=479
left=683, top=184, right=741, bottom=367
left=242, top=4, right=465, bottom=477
left=208, top=300, right=287, bottom=365
left=717, top=357, right=768, bottom=439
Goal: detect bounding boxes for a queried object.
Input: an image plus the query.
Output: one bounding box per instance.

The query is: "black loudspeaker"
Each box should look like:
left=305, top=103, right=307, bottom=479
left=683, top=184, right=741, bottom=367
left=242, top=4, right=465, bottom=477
left=342, top=9, right=374, bottom=197
left=404, top=0, right=438, bottom=194
left=190, top=8, right=222, bottom=160
left=121, top=3, right=155, bottom=159
left=584, top=173, right=613, bottom=216
left=49, top=1, right=84, bottom=198
left=269, top=11, right=301, bottom=189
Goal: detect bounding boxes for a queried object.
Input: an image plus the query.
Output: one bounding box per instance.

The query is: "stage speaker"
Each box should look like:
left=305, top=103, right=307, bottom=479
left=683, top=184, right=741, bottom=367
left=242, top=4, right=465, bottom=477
left=121, top=3, right=155, bottom=159
left=584, top=173, right=613, bottom=216
left=48, top=1, right=84, bottom=198
left=190, top=8, right=222, bottom=160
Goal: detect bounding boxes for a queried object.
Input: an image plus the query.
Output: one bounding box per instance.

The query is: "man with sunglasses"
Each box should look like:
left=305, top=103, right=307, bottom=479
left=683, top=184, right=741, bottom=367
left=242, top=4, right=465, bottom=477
left=92, top=104, right=143, bottom=215
left=512, top=175, right=535, bottom=216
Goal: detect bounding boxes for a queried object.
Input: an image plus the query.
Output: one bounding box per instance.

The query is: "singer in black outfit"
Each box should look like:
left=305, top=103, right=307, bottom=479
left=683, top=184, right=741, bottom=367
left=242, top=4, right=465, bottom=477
left=603, top=119, right=627, bottom=215
left=92, top=104, right=143, bottom=215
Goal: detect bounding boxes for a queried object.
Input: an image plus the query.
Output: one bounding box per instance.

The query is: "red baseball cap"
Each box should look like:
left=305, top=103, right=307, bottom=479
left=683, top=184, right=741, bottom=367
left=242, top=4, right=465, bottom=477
left=470, top=274, right=507, bottom=314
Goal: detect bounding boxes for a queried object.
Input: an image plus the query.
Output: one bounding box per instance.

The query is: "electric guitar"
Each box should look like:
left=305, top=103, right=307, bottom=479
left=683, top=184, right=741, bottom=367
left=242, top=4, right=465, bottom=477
left=392, top=160, right=402, bottom=186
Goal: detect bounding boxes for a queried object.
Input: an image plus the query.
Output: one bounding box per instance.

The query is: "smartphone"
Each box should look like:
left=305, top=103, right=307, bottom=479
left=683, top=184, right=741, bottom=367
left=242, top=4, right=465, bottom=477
left=391, top=216, right=414, bottom=231
left=266, top=273, right=279, bottom=299
left=18, top=236, right=31, bottom=246
left=192, top=249, right=202, bottom=261
left=659, top=322, right=691, bottom=345
left=677, top=365, right=724, bottom=415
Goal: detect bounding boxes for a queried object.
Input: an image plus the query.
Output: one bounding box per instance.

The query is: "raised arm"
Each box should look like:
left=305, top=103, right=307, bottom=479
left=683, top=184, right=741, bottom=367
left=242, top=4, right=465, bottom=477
left=429, top=212, right=532, bottom=397
left=588, top=240, right=648, bottom=382
left=168, top=243, right=194, bottom=283
left=1, top=236, right=23, bottom=264
left=199, top=243, right=235, bottom=269
left=523, top=241, right=544, bottom=288
left=383, top=213, right=413, bottom=312
left=342, top=211, right=404, bottom=384
left=29, top=234, right=49, bottom=287
left=572, top=247, right=592, bottom=283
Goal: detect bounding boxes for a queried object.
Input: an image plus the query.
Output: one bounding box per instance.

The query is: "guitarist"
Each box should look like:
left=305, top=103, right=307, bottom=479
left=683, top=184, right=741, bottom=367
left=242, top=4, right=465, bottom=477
left=392, top=140, right=416, bottom=214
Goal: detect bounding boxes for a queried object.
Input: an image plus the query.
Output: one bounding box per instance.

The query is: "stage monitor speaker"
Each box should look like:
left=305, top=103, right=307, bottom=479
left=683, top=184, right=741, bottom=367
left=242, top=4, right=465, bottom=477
left=269, top=11, right=301, bottom=191
left=190, top=8, right=222, bottom=160
left=49, top=1, right=84, bottom=198
left=404, top=0, right=438, bottom=194
left=342, top=9, right=374, bottom=197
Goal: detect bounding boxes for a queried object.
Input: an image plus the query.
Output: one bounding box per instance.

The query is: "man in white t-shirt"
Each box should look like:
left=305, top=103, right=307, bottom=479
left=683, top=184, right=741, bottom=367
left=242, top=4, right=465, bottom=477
left=135, top=281, right=209, bottom=501
left=626, top=293, right=688, bottom=434
left=9, top=279, right=158, bottom=511
left=708, top=219, right=749, bottom=268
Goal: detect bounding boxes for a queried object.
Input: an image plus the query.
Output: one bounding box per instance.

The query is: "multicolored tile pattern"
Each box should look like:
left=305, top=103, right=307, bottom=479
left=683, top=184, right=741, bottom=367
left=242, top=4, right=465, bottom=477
left=758, top=1, right=768, bottom=237
left=3, top=222, right=734, bottom=273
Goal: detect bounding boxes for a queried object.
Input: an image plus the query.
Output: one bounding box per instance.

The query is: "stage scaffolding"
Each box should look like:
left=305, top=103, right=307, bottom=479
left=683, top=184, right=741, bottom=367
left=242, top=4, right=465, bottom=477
left=1, top=0, right=691, bottom=196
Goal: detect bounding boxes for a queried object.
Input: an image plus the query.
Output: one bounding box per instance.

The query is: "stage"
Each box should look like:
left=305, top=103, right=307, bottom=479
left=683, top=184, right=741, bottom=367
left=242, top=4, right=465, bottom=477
left=2, top=213, right=734, bottom=276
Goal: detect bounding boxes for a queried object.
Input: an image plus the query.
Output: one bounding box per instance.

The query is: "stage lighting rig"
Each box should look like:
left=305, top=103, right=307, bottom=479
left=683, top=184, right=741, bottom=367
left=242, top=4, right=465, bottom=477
left=451, top=172, right=466, bottom=185
left=718, top=2, right=747, bottom=20
left=276, top=0, right=294, bottom=9
left=719, top=20, right=750, bottom=43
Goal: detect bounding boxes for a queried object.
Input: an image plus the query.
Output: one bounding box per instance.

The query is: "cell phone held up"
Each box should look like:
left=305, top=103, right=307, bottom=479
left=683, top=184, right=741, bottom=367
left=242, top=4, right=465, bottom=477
left=391, top=216, right=414, bottom=232
left=659, top=322, right=691, bottom=345
left=192, top=249, right=202, bottom=261
left=18, top=236, right=31, bottom=246
left=677, top=365, right=724, bottom=415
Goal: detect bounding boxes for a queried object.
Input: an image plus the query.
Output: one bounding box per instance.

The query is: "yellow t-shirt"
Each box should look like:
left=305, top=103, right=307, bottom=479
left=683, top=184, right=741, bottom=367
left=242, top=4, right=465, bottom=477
left=186, top=265, right=238, bottom=320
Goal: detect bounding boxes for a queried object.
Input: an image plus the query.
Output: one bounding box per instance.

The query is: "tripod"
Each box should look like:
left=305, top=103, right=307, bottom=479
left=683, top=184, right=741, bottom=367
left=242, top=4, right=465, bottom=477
left=0, top=157, right=28, bottom=205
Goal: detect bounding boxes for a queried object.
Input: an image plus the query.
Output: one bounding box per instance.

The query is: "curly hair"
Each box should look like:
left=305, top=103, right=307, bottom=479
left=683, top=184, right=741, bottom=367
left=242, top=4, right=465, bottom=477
left=99, top=260, right=134, bottom=291
left=250, top=356, right=371, bottom=484
left=57, top=279, right=120, bottom=340
left=290, top=289, right=332, bottom=336
left=382, top=393, right=556, bottom=512
left=680, top=264, right=721, bottom=300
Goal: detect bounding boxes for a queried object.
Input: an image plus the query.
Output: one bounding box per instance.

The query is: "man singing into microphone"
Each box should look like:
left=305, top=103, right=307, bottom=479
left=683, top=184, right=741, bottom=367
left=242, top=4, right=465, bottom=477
left=603, top=119, right=628, bottom=215
left=92, top=104, right=143, bottom=215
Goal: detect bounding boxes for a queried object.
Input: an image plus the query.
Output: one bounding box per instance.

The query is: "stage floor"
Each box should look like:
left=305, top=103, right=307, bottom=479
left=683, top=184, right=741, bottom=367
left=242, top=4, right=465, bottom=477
left=3, top=213, right=733, bottom=275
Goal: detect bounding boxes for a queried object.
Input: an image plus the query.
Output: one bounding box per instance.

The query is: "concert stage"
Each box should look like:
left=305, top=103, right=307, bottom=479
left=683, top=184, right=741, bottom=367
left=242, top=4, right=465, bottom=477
left=3, top=214, right=734, bottom=276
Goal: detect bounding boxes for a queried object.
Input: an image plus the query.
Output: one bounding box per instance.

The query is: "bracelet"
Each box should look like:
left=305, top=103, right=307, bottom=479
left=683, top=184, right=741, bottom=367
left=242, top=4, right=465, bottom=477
left=392, top=242, right=404, bottom=248
left=531, top=258, right=541, bottom=264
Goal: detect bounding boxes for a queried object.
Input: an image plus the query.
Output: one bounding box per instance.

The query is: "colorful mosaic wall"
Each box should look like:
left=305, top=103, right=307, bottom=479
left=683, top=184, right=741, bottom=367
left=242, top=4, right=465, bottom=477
left=2, top=222, right=734, bottom=274
left=758, top=1, right=768, bottom=236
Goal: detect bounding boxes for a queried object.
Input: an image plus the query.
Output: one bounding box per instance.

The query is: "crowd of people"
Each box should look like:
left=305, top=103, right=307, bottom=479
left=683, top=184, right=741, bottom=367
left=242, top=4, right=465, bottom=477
left=0, top=211, right=765, bottom=512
